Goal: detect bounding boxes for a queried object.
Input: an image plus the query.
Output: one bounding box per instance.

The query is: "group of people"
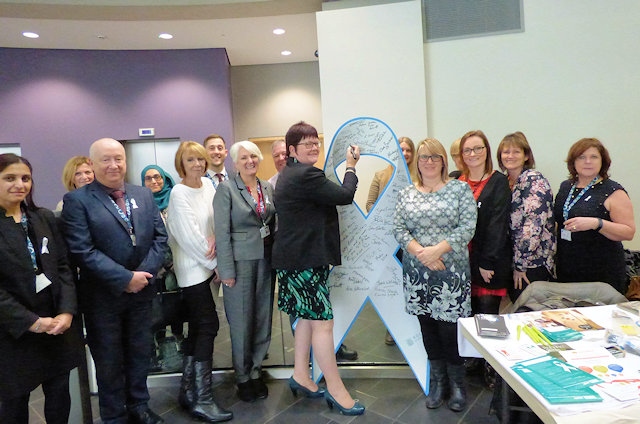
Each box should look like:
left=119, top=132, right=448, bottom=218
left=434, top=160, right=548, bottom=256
left=0, top=121, right=366, bottom=423
left=1, top=123, right=635, bottom=423
left=393, top=131, right=635, bottom=412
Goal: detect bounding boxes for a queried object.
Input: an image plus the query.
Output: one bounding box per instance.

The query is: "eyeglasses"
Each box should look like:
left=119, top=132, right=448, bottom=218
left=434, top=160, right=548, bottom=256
left=144, top=174, right=163, bottom=182
left=299, top=140, right=321, bottom=149
left=462, top=146, right=486, bottom=156
left=417, top=154, right=443, bottom=163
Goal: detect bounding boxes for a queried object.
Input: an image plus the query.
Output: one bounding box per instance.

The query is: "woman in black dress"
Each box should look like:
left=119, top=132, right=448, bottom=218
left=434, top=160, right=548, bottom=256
left=554, top=138, right=635, bottom=294
left=0, top=154, right=83, bottom=424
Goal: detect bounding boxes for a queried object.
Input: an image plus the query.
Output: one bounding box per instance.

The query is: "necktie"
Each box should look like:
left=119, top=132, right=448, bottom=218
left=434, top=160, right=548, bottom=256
left=110, top=190, right=126, bottom=212
left=216, top=173, right=224, bottom=183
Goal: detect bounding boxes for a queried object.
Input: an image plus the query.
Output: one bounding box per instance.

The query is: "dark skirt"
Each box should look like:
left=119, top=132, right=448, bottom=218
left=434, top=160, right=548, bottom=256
left=0, top=319, right=84, bottom=399
left=276, top=266, right=332, bottom=320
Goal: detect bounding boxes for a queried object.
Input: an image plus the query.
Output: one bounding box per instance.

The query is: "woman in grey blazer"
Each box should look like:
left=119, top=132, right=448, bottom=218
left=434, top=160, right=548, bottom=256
left=213, top=140, right=276, bottom=403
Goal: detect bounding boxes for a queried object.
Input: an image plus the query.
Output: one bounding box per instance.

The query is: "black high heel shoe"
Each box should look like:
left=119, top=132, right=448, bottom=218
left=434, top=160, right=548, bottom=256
left=324, top=391, right=365, bottom=416
left=288, top=377, right=326, bottom=398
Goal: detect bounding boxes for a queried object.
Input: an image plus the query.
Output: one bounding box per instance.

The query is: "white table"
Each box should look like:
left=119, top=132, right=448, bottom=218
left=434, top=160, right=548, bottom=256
left=458, top=305, right=640, bottom=424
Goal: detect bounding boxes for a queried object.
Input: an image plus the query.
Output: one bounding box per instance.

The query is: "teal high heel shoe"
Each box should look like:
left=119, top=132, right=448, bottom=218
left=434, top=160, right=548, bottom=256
left=288, top=377, right=326, bottom=398
left=324, top=391, right=365, bottom=416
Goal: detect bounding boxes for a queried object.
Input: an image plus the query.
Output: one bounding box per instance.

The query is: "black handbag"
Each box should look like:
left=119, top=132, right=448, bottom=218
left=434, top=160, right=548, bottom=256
left=151, top=270, right=185, bottom=333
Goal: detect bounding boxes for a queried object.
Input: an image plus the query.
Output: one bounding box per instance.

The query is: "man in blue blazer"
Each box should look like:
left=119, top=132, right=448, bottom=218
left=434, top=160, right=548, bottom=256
left=62, top=138, right=167, bottom=424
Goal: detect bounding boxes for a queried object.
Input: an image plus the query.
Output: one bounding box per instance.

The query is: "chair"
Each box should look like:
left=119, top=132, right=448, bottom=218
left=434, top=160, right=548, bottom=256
left=493, top=281, right=626, bottom=424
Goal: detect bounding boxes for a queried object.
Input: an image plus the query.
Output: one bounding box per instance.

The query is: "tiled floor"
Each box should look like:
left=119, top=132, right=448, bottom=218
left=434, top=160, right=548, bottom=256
left=28, top=371, right=499, bottom=423
left=26, top=286, right=503, bottom=423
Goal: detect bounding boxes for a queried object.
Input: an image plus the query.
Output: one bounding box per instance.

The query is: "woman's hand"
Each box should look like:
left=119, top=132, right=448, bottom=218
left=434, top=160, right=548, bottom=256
left=30, top=317, right=56, bottom=334
left=426, top=259, right=446, bottom=271
left=513, top=270, right=530, bottom=290
left=563, top=216, right=599, bottom=233
left=206, top=235, right=216, bottom=260
left=479, top=267, right=494, bottom=283
left=415, top=245, right=444, bottom=268
left=222, top=278, right=236, bottom=288
left=345, top=145, right=360, bottom=168
left=48, top=313, right=73, bottom=335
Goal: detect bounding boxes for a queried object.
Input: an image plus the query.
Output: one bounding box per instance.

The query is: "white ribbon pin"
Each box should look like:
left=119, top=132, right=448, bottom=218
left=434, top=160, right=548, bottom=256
left=41, top=237, right=49, bottom=254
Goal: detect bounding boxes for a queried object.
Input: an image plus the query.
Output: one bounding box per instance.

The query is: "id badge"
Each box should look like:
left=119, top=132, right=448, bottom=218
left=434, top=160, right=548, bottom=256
left=259, top=225, right=271, bottom=239
left=35, top=273, right=53, bottom=293
left=561, top=228, right=572, bottom=241
left=130, top=234, right=137, bottom=246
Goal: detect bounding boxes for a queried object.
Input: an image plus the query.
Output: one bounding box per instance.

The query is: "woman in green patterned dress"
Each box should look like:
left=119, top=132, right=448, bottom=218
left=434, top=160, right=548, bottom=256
left=272, top=121, right=365, bottom=416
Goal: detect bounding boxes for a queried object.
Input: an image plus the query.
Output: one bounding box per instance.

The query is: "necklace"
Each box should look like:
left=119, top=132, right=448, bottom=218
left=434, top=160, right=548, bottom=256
left=467, top=172, right=487, bottom=196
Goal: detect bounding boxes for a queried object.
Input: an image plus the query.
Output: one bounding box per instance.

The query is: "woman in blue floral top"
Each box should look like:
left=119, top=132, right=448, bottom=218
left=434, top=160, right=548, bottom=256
left=394, top=138, right=477, bottom=412
left=497, top=132, right=556, bottom=303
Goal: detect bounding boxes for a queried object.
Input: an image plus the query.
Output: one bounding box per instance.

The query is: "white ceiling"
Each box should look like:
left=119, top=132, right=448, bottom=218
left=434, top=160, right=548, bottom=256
left=0, top=0, right=323, bottom=66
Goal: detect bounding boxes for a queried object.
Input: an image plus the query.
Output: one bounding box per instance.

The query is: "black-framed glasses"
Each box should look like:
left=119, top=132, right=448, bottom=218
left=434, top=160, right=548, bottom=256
left=462, top=146, right=486, bottom=156
left=144, top=174, right=163, bottom=182
left=299, top=140, right=321, bottom=149
left=417, top=154, right=443, bottom=163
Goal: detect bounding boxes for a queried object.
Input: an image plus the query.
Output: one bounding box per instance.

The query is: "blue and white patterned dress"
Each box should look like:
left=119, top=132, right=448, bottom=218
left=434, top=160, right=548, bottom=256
left=393, top=179, right=477, bottom=323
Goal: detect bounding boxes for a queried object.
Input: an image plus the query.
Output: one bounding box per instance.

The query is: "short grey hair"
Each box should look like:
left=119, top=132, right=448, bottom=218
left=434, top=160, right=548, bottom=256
left=271, top=139, right=285, bottom=152
left=229, top=140, right=263, bottom=163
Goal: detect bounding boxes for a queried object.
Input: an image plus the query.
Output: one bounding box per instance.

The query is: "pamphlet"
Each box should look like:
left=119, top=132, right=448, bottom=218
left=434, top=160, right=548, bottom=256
left=541, top=309, right=604, bottom=331
left=512, top=355, right=603, bottom=404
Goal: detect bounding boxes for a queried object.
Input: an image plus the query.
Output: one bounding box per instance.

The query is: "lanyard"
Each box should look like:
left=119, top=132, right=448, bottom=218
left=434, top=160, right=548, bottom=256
left=20, top=213, right=38, bottom=271
left=109, top=194, right=134, bottom=235
left=246, top=181, right=266, bottom=217
left=562, top=177, right=598, bottom=221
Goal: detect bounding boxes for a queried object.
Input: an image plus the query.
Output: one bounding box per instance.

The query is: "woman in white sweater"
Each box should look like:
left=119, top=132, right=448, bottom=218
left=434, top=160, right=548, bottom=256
left=165, top=141, right=232, bottom=423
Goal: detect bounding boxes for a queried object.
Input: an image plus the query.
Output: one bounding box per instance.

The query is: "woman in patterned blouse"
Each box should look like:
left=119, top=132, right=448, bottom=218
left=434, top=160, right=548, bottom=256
left=497, top=132, right=556, bottom=302
left=393, top=138, right=477, bottom=412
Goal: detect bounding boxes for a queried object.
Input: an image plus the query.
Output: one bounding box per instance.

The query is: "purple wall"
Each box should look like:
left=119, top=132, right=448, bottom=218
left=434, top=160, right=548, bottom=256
left=0, top=48, right=233, bottom=209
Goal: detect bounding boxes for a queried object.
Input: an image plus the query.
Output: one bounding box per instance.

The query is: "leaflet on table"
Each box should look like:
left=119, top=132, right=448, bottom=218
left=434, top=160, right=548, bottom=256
left=511, top=355, right=603, bottom=404
left=495, top=343, right=573, bottom=361
left=541, top=309, right=604, bottom=331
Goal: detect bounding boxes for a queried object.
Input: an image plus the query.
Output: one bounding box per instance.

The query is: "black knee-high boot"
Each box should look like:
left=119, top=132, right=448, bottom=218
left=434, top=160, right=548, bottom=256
left=192, top=361, right=233, bottom=423
left=447, top=363, right=467, bottom=412
left=178, top=356, right=196, bottom=410
left=425, top=360, right=448, bottom=409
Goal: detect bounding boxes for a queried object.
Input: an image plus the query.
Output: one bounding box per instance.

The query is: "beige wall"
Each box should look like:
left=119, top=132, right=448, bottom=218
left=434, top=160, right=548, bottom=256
left=230, top=0, right=640, bottom=249
left=230, top=61, right=322, bottom=141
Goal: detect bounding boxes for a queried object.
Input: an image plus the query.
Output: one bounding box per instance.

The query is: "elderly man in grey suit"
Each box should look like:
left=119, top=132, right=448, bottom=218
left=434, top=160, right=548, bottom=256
left=62, top=138, right=167, bottom=424
left=213, top=140, right=276, bottom=403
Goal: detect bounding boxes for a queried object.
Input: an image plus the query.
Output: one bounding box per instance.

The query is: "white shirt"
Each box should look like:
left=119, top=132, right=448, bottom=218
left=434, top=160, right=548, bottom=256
left=166, top=177, right=217, bottom=288
left=205, top=168, right=228, bottom=190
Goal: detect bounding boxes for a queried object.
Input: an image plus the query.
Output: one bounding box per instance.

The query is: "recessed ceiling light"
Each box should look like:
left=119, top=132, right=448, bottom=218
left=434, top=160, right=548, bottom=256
left=273, top=28, right=285, bottom=35
left=281, top=50, right=292, bottom=56
left=22, top=32, right=39, bottom=39
left=158, top=33, right=173, bottom=40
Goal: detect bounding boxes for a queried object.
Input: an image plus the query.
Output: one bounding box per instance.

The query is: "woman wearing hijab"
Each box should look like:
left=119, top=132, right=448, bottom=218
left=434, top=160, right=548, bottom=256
left=141, top=165, right=184, bottom=373
left=141, top=165, right=175, bottom=223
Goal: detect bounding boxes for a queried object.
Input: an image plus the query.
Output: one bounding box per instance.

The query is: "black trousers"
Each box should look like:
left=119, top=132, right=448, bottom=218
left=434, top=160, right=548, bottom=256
left=181, top=280, right=220, bottom=361
left=0, top=371, right=70, bottom=424
left=417, top=315, right=463, bottom=365
left=84, top=297, right=153, bottom=423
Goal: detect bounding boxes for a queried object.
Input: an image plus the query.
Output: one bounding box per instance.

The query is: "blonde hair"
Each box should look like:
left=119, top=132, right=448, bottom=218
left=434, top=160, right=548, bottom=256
left=174, top=141, right=210, bottom=178
left=398, top=136, right=417, bottom=183
left=61, top=156, right=92, bottom=191
left=450, top=138, right=461, bottom=157
left=415, top=138, right=449, bottom=187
